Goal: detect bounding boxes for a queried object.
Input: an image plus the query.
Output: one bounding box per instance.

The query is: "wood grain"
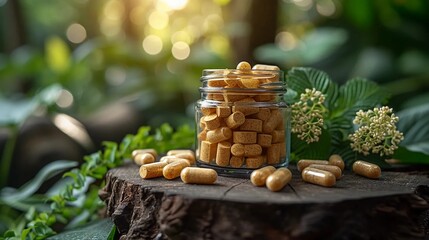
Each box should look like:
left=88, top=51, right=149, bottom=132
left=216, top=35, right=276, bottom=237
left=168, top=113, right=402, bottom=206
left=99, top=164, right=429, bottom=240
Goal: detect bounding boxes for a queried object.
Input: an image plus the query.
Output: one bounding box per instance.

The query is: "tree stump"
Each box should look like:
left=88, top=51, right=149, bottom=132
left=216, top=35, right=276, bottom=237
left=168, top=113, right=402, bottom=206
left=99, top=164, right=429, bottom=240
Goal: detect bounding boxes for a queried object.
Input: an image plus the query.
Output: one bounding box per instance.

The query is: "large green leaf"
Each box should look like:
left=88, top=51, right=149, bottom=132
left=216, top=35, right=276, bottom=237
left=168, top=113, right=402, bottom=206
left=0, top=160, right=78, bottom=203
left=47, top=218, right=115, bottom=240
left=290, top=130, right=332, bottom=161
left=333, top=77, right=388, bottom=120
left=286, top=67, right=339, bottom=110
left=396, top=103, right=429, bottom=160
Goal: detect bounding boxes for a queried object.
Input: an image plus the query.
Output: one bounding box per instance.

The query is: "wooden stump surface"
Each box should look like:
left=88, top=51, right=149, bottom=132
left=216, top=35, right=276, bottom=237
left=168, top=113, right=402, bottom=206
left=99, top=164, right=429, bottom=240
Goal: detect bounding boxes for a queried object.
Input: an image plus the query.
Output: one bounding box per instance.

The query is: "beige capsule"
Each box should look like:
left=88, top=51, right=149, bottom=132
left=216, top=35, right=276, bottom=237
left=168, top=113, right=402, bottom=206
left=166, top=150, right=196, bottom=165
left=257, top=134, right=272, bottom=148
left=181, top=167, right=217, bottom=184
left=266, top=168, right=292, bottom=192
left=201, top=107, right=216, bottom=116
left=244, top=144, right=262, bottom=157
left=216, top=106, right=231, bottom=118
left=199, top=141, right=217, bottom=163
left=233, top=131, right=257, bottom=144
left=225, top=112, right=245, bottom=129
left=239, top=119, right=263, bottom=133
left=252, top=64, right=280, bottom=71
left=262, top=109, right=283, bottom=133
left=250, top=165, right=276, bottom=187
left=139, top=162, right=168, bottom=179
left=163, top=160, right=191, bottom=180
left=352, top=160, right=381, bottom=179
left=229, top=156, right=244, bottom=168
left=297, top=159, right=329, bottom=172
left=203, top=114, right=221, bottom=130
left=271, top=130, right=285, bottom=143
left=308, top=164, right=342, bottom=180
left=236, top=61, right=251, bottom=70
left=134, top=153, right=156, bottom=165
left=167, top=149, right=194, bottom=156
left=266, top=143, right=281, bottom=164
left=160, top=156, right=191, bottom=165
left=231, top=143, right=245, bottom=157
left=250, top=108, right=271, bottom=121
left=246, top=156, right=265, bottom=169
left=206, top=127, right=232, bottom=143
left=302, top=167, right=336, bottom=187
left=132, top=149, right=157, bottom=159
left=329, top=154, right=345, bottom=171
left=216, top=142, right=231, bottom=167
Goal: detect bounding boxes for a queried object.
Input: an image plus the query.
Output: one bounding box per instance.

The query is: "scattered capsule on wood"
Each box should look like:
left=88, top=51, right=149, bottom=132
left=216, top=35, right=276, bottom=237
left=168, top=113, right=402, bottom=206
left=181, top=167, right=217, bottom=184
left=166, top=150, right=196, bottom=165
left=308, top=164, right=342, bottom=180
left=250, top=166, right=276, bottom=187
left=134, top=153, right=155, bottom=165
left=329, top=154, right=345, bottom=171
left=132, top=149, right=157, bottom=159
left=266, top=168, right=292, bottom=192
left=163, top=160, right=191, bottom=180
left=139, top=162, right=168, bottom=179
left=352, top=160, right=381, bottom=179
left=302, top=167, right=336, bottom=187
left=297, top=159, right=329, bottom=172
left=160, top=156, right=192, bottom=165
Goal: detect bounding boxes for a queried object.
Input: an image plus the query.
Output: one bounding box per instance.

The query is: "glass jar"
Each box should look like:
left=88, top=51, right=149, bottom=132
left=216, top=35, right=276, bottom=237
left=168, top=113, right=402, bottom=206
left=194, top=68, right=290, bottom=177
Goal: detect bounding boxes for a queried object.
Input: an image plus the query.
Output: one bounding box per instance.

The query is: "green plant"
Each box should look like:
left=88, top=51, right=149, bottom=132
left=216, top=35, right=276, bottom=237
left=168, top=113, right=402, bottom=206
left=0, top=123, right=194, bottom=239
left=286, top=67, right=428, bottom=167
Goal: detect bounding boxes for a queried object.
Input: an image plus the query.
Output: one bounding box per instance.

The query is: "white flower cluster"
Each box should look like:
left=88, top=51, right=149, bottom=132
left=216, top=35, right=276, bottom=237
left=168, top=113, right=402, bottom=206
left=291, top=88, right=327, bottom=143
left=349, top=106, right=404, bottom=157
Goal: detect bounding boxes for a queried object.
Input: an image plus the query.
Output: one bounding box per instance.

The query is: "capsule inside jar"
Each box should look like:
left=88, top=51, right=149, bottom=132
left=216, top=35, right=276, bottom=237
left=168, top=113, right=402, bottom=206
left=195, top=62, right=290, bottom=176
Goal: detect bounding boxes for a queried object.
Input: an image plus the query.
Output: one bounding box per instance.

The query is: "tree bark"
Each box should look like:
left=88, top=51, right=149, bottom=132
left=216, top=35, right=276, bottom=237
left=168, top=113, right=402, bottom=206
left=100, top=164, right=429, bottom=240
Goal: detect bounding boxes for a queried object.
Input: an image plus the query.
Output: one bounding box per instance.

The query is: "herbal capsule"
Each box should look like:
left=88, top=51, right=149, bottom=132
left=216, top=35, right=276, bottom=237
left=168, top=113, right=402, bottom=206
left=308, top=164, right=342, bottom=180
left=181, top=167, right=217, bottom=184
left=297, top=159, right=329, bottom=172
left=132, top=149, right=157, bottom=159
left=134, top=153, right=155, bottom=165
left=352, top=160, right=381, bottom=179
left=266, top=168, right=292, bottom=192
left=237, top=61, right=251, bottom=70
left=329, top=154, right=345, bottom=171
left=250, top=166, right=276, bottom=187
left=168, top=151, right=196, bottom=165
left=163, top=160, right=191, bottom=180
left=139, top=162, right=168, bottom=179
left=160, top=156, right=191, bottom=165
left=167, top=149, right=194, bottom=157
left=302, top=167, right=336, bottom=187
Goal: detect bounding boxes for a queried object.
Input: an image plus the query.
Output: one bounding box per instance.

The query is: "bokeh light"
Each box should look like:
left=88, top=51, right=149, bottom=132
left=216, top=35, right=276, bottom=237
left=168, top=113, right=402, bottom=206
left=66, top=23, right=87, bottom=44
left=143, top=35, right=163, bottom=55
left=56, top=89, right=74, bottom=108
left=276, top=31, right=298, bottom=51
left=316, top=0, right=336, bottom=17
left=159, top=0, right=188, bottom=11
left=171, top=41, right=190, bottom=60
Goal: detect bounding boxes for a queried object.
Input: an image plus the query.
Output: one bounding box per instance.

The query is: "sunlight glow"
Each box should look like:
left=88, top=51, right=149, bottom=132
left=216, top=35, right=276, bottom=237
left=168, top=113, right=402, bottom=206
left=276, top=31, right=298, bottom=51
left=56, top=89, right=74, bottom=108
left=149, top=11, right=169, bottom=30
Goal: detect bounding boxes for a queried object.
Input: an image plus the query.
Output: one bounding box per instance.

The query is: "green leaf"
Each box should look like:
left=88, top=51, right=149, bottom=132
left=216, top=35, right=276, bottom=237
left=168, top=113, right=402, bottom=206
left=0, top=160, right=78, bottom=202
left=333, top=77, right=388, bottom=120
left=0, top=99, right=38, bottom=126
left=286, top=67, right=339, bottom=110
left=291, top=130, right=332, bottom=160
left=393, top=146, right=429, bottom=165
left=47, top=218, right=115, bottom=240
left=396, top=103, right=429, bottom=161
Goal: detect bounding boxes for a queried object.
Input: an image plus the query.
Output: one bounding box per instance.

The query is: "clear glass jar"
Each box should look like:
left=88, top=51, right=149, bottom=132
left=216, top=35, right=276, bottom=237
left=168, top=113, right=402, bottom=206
left=195, top=68, right=290, bottom=177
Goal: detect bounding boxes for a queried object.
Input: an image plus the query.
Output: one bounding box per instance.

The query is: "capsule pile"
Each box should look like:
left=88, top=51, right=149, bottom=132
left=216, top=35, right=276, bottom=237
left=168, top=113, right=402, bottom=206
left=197, top=61, right=288, bottom=169
left=133, top=148, right=217, bottom=185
